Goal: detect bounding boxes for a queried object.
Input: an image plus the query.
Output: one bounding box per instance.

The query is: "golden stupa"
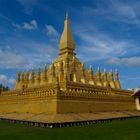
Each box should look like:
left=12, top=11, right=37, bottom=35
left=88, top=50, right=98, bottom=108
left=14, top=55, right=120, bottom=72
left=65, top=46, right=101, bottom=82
left=0, top=14, right=136, bottom=115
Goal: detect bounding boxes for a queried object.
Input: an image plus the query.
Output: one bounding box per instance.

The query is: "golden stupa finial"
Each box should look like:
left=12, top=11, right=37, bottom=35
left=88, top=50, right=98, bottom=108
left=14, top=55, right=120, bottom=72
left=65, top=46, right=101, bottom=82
left=66, top=11, right=68, bottom=19
left=59, top=12, right=75, bottom=52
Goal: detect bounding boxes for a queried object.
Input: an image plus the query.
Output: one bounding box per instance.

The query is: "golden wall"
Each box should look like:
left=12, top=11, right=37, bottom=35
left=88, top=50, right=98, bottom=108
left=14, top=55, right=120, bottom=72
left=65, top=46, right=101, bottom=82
left=0, top=82, right=136, bottom=114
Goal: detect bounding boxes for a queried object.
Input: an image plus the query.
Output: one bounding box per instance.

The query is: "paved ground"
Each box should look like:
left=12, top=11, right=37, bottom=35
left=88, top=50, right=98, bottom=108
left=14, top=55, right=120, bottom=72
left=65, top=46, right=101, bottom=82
left=0, top=111, right=140, bottom=123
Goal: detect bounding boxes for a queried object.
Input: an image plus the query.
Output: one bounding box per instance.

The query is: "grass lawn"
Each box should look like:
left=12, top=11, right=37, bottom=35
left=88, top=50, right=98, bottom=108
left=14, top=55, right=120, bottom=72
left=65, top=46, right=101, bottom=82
left=0, top=118, right=140, bottom=140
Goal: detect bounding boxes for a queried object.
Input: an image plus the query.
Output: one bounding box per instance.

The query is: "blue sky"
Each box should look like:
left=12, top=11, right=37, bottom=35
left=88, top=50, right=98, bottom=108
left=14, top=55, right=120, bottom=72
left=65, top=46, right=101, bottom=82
left=0, top=0, right=140, bottom=89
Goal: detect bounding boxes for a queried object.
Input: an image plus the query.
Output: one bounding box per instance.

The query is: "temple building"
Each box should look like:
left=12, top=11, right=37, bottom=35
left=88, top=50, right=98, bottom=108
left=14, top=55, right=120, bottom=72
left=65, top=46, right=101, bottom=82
left=0, top=14, right=137, bottom=115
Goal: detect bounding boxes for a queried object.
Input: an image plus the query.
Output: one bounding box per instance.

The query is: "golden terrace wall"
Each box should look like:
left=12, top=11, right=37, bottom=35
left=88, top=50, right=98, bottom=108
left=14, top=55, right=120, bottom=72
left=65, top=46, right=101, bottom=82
left=56, top=82, right=135, bottom=113
left=0, top=84, right=59, bottom=114
left=0, top=82, right=136, bottom=114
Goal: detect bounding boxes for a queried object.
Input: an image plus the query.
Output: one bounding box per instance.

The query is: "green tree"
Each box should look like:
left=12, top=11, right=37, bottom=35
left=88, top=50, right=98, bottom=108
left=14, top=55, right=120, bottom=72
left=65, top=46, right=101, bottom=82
left=0, top=84, right=9, bottom=94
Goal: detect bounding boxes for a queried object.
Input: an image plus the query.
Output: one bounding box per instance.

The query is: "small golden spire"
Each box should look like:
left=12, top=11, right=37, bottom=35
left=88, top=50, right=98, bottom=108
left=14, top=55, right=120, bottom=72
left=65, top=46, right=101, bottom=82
left=115, top=69, right=119, bottom=81
left=103, top=68, right=107, bottom=81
left=31, top=67, right=35, bottom=83
left=21, top=71, right=24, bottom=82
left=51, top=63, right=56, bottom=77
left=89, top=65, right=93, bottom=71
left=25, top=70, right=29, bottom=82
left=115, top=69, right=121, bottom=89
left=17, top=69, right=21, bottom=82
left=96, top=67, right=101, bottom=81
left=43, top=64, right=47, bottom=80
left=37, top=65, right=41, bottom=82
left=109, top=69, right=113, bottom=81
left=81, top=63, right=85, bottom=77
left=81, top=63, right=85, bottom=70
left=97, top=66, right=100, bottom=71
left=38, top=65, right=41, bottom=72
left=89, top=65, right=94, bottom=81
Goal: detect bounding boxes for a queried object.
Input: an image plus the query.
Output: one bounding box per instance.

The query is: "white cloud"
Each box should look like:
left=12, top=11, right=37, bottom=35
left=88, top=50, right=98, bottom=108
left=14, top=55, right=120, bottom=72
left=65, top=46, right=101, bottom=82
left=108, top=57, right=140, bottom=66
left=25, top=44, right=58, bottom=67
left=76, top=29, right=139, bottom=63
left=111, top=1, right=136, bottom=19
left=45, top=25, right=58, bottom=38
left=0, top=48, right=27, bottom=69
left=16, top=0, right=38, bottom=15
left=108, top=0, right=140, bottom=25
left=0, top=38, right=58, bottom=69
left=82, top=0, right=140, bottom=25
left=13, top=20, right=38, bottom=30
left=0, top=74, right=16, bottom=87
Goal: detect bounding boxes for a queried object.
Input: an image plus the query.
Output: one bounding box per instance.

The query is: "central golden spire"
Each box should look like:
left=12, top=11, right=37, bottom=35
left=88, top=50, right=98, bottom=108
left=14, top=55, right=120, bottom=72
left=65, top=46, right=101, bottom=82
left=59, top=13, right=75, bottom=55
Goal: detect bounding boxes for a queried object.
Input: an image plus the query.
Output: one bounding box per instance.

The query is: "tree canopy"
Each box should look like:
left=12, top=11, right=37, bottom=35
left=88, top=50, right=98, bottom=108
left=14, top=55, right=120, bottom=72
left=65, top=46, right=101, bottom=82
left=0, top=84, right=9, bottom=94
